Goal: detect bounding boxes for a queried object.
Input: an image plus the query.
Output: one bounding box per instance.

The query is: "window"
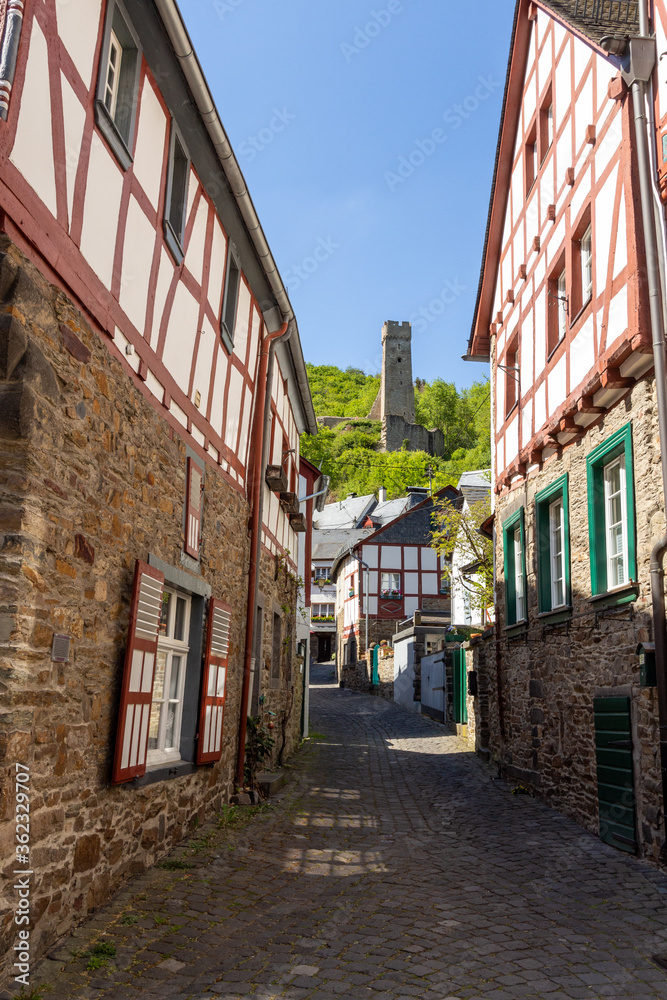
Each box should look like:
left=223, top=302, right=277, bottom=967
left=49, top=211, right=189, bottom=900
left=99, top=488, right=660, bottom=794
left=312, top=565, right=332, bottom=585
left=525, top=123, right=537, bottom=195
left=535, top=474, right=570, bottom=614
left=184, top=458, right=203, bottom=560
left=587, top=423, right=636, bottom=598
left=148, top=589, right=191, bottom=765
left=581, top=224, right=593, bottom=305
left=503, top=508, right=526, bottom=626
left=164, top=125, right=190, bottom=262
left=312, top=604, right=335, bottom=619
left=539, top=91, right=553, bottom=162
left=571, top=210, right=592, bottom=317
left=604, top=455, right=627, bottom=589
left=381, top=572, right=401, bottom=598
left=95, top=1, right=141, bottom=169
left=504, top=337, right=519, bottom=416
left=547, top=257, right=567, bottom=356
left=221, top=246, right=241, bottom=352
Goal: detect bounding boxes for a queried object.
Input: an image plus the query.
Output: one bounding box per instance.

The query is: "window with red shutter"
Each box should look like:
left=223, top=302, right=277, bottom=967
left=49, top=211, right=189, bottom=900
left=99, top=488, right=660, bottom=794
left=185, top=458, right=203, bottom=559
left=196, top=598, right=231, bottom=764
left=112, top=561, right=165, bottom=784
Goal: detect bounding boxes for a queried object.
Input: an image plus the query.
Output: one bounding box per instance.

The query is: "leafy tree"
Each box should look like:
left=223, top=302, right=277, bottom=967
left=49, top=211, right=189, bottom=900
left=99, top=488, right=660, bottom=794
left=431, top=491, right=493, bottom=622
left=302, top=366, right=491, bottom=500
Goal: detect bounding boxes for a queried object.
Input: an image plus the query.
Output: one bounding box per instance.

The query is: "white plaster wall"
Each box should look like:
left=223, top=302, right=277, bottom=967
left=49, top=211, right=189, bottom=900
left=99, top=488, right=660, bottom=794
left=120, top=196, right=156, bottom=334
left=381, top=547, right=402, bottom=570
left=10, top=21, right=58, bottom=217
left=191, top=316, right=217, bottom=414
left=225, top=366, right=244, bottom=451
left=548, top=354, right=567, bottom=414
left=56, top=0, right=102, bottom=89
left=79, top=133, right=124, bottom=288
left=133, top=81, right=167, bottom=210
left=60, top=74, right=87, bottom=228
left=162, top=283, right=199, bottom=393
left=185, top=197, right=209, bottom=287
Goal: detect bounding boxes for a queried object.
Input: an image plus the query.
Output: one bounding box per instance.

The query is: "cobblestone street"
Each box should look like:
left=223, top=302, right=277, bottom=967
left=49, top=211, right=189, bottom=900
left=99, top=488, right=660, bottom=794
left=20, top=664, right=667, bottom=1000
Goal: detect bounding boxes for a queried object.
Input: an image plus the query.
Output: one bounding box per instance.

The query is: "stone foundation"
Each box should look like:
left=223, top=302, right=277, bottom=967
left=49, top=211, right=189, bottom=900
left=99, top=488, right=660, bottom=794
left=477, top=377, right=665, bottom=863
left=0, top=237, right=303, bottom=977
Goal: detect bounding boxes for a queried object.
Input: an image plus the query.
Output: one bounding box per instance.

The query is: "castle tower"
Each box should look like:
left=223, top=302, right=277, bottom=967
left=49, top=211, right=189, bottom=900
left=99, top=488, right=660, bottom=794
left=380, top=320, right=415, bottom=424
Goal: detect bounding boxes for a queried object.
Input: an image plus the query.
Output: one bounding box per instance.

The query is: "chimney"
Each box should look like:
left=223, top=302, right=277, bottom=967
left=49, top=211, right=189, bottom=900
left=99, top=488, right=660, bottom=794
left=378, top=486, right=387, bottom=502
left=406, top=486, right=429, bottom=508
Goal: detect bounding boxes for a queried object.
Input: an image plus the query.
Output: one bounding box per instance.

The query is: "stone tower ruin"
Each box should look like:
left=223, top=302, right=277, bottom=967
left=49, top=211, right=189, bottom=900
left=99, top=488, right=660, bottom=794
left=368, top=320, right=444, bottom=456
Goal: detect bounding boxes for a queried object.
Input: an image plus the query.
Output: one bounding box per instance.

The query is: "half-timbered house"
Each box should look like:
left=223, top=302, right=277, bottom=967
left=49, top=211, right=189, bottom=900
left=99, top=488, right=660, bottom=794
left=466, top=0, right=667, bottom=861
left=0, top=0, right=316, bottom=972
left=332, top=486, right=458, bottom=688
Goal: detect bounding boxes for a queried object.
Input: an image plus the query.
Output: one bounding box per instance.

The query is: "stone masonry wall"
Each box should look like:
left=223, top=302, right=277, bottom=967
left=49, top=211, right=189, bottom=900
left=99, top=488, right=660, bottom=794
left=490, top=374, right=664, bottom=862
left=0, top=237, right=302, bottom=977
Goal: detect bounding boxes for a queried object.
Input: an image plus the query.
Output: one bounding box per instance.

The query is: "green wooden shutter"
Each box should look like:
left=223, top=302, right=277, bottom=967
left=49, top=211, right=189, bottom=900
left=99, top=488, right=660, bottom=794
left=593, top=696, right=637, bottom=854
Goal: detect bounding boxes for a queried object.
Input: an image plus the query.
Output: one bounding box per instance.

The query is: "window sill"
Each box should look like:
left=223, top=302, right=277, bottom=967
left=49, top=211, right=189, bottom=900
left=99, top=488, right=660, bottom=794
left=537, top=606, right=572, bottom=623
left=220, top=322, right=234, bottom=355
left=504, top=619, right=528, bottom=638
left=133, top=760, right=199, bottom=787
left=588, top=584, right=639, bottom=610
left=164, top=219, right=185, bottom=265
left=94, top=100, right=133, bottom=171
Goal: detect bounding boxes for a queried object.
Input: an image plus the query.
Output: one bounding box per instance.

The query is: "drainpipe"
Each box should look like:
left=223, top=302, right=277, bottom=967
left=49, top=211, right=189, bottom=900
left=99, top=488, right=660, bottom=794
left=236, top=320, right=291, bottom=787
left=623, top=4, right=667, bottom=816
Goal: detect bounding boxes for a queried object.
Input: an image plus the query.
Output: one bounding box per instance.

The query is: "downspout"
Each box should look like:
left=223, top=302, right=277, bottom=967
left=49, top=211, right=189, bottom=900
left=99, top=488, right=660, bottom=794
left=624, top=3, right=667, bottom=818
left=236, top=320, right=291, bottom=787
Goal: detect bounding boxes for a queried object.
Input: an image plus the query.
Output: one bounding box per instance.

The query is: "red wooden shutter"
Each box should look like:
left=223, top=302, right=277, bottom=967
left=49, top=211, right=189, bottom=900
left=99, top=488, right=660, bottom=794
left=111, top=561, right=165, bottom=784
left=196, top=598, right=231, bottom=764
left=185, top=458, right=203, bottom=558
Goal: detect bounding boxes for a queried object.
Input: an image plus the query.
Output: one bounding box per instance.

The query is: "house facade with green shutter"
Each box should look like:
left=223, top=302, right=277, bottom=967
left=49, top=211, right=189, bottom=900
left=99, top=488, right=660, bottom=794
left=466, top=0, right=667, bottom=862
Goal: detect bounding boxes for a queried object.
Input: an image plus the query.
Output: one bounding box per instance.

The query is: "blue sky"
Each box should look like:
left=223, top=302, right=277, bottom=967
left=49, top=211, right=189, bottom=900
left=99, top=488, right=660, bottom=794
left=178, top=0, right=514, bottom=389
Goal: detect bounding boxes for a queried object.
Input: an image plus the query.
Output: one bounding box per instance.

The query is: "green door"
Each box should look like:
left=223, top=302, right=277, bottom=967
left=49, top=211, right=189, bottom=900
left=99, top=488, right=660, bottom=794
left=593, top=696, right=637, bottom=854
left=372, top=645, right=379, bottom=685
left=451, top=647, right=468, bottom=725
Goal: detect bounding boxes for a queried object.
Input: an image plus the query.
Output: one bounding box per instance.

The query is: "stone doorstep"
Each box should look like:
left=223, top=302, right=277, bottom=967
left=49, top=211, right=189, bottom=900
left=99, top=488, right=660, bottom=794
left=256, top=771, right=287, bottom=797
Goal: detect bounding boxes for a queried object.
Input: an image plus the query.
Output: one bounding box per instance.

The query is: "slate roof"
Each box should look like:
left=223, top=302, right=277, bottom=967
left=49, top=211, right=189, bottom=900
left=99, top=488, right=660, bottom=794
left=313, top=494, right=376, bottom=530
left=368, top=497, right=411, bottom=526
left=542, top=0, right=638, bottom=44
left=312, top=529, right=372, bottom=561
left=457, top=470, right=491, bottom=507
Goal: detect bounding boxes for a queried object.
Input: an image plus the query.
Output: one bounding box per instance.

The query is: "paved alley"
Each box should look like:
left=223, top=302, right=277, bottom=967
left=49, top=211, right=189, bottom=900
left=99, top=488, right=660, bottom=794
left=22, top=664, right=667, bottom=1000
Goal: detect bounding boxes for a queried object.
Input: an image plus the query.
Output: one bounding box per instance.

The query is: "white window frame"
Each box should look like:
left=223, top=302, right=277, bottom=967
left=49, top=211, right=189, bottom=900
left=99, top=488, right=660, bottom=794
left=604, top=455, right=628, bottom=589
left=380, top=571, right=401, bottom=597
left=546, top=104, right=553, bottom=152
left=103, top=29, right=122, bottom=120
left=581, top=224, right=593, bottom=305
left=549, top=497, right=565, bottom=609
left=557, top=268, right=567, bottom=341
left=514, top=526, right=525, bottom=621
left=147, top=588, right=191, bottom=766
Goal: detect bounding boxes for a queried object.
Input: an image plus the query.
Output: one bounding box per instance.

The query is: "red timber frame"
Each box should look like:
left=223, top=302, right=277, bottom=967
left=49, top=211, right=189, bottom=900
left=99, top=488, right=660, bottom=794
left=0, top=0, right=269, bottom=498
left=196, top=598, right=231, bottom=764
left=471, top=0, right=650, bottom=489
left=112, top=561, right=164, bottom=784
